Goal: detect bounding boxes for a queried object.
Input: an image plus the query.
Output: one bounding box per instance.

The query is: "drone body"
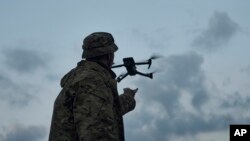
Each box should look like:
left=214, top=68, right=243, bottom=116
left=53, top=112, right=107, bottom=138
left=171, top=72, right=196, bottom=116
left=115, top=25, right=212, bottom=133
left=112, top=57, right=154, bottom=82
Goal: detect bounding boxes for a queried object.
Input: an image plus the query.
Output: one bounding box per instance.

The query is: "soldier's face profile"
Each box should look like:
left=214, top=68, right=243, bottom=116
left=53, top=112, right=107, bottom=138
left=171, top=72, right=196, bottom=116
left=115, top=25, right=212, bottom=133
left=109, top=53, right=115, bottom=67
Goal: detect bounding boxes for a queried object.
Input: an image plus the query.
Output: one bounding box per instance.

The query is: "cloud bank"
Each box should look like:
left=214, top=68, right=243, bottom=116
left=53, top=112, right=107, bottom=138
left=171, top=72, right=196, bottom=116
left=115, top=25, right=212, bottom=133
left=0, top=47, right=50, bottom=106
left=2, top=48, right=46, bottom=73
left=0, top=124, right=46, bottom=141
left=192, top=11, right=240, bottom=52
left=0, top=73, right=36, bottom=106
left=125, top=51, right=250, bottom=141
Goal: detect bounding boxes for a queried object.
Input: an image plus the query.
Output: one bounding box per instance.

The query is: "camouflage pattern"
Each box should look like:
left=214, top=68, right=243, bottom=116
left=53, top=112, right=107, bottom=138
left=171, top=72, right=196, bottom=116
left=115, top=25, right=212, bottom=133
left=82, top=32, right=118, bottom=58
left=49, top=60, right=136, bottom=141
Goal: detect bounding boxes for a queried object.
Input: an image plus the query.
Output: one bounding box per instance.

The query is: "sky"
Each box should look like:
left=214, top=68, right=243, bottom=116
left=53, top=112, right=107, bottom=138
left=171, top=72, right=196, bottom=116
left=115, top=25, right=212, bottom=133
left=0, top=0, right=250, bottom=141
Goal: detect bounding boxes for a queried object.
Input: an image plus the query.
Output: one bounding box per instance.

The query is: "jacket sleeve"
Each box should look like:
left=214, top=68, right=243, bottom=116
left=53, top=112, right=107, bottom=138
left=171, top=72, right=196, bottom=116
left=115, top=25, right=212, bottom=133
left=119, top=92, right=136, bottom=115
left=73, top=75, right=117, bottom=141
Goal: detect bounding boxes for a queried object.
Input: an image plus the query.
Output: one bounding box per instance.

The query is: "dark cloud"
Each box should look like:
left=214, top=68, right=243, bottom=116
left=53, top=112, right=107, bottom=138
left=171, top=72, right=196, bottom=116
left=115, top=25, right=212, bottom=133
left=126, top=52, right=210, bottom=140
left=0, top=124, right=46, bottom=141
left=192, top=11, right=239, bottom=52
left=0, top=47, right=52, bottom=107
left=2, top=48, right=46, bottom=73
left=138, top=51, right=208, bottom=110
left=221, top=91, right=250, bottom=109
left=125, top=51, right=250, bottom=141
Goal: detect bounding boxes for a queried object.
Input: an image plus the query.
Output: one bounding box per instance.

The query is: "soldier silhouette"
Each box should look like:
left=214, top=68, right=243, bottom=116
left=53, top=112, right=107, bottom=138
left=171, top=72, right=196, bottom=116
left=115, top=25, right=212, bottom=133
left=49, top=32, right=138, bottom=141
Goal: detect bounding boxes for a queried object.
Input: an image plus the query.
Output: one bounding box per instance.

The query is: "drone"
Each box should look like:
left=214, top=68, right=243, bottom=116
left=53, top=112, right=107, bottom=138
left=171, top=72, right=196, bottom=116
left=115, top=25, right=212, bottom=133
left=111, top=55, right=160, bottom=82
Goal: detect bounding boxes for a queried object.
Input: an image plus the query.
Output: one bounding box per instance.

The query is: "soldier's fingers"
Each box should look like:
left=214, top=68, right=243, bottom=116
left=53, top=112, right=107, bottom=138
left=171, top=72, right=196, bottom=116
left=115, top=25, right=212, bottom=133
left=132, top=88, right=138, bottom=93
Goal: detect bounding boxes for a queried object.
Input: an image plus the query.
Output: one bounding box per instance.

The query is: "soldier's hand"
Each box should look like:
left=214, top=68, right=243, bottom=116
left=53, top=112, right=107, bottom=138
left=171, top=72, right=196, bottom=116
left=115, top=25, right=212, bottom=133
left=123, top=88, right=138, bottom=97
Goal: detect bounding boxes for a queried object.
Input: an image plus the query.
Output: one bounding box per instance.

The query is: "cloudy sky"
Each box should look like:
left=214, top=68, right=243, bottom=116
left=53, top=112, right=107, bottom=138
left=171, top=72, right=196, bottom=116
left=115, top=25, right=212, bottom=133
left=1, top=0, right=250, bottom=141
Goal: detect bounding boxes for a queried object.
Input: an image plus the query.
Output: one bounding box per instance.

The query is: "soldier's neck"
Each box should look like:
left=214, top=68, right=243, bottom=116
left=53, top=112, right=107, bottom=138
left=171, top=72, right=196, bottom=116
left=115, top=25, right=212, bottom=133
left=98, top=60, right=110, bottom=69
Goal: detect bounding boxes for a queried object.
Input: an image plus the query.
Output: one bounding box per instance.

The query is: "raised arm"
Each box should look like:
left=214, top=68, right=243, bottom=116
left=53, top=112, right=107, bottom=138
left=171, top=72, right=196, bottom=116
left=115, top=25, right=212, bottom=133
left=119, top=88, right=138, bottom=115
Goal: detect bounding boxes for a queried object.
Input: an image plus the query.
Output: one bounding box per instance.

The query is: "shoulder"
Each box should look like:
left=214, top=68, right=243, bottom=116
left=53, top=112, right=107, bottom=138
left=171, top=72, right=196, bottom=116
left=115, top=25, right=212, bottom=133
left=74, top=69, right=113, bottom=102
left=72, top=67, right=105, bottom=87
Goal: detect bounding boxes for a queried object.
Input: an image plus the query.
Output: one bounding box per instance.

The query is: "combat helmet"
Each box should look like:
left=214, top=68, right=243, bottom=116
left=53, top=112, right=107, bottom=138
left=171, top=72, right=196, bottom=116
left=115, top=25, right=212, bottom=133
left=82, top=32, right=118, bottom=58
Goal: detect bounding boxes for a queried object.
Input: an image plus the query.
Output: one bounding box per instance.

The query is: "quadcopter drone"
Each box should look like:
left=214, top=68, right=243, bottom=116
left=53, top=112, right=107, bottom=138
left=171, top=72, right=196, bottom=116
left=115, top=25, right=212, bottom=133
left=111, top=55, right=160, bottom=82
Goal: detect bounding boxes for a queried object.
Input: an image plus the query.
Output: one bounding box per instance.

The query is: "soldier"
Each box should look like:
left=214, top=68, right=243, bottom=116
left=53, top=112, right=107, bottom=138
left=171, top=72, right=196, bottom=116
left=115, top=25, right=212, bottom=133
left=49, top=32, right=138, bottom=141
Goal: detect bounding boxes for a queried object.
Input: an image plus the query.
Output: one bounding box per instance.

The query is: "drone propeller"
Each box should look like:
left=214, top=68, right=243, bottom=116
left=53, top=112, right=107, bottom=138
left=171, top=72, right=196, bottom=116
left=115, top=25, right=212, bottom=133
left=149, top=54, right=162, bottom=60
left=136, top=54, right=162, bottom=69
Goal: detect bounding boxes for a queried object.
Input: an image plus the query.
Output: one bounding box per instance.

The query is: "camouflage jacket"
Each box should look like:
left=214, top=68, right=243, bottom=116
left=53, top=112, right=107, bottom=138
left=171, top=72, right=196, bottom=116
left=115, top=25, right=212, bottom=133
left=49, top=60, right=136, bottom=141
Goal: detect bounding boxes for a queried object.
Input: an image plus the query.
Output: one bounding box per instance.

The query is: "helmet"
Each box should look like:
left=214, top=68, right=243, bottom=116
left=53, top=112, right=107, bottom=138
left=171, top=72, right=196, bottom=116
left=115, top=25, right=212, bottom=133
left=82, top=32, right=118, bottom=58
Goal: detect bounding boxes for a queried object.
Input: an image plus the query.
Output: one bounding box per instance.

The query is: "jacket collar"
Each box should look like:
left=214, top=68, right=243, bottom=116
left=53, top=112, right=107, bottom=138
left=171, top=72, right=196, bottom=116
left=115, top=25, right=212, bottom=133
left=77, top=60, right=117, bottom=79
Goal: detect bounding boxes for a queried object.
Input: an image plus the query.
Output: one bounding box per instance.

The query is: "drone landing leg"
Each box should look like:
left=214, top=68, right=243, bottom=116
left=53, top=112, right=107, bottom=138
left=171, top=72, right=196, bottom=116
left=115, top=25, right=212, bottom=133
left=117, top=73, right=129, bottom=82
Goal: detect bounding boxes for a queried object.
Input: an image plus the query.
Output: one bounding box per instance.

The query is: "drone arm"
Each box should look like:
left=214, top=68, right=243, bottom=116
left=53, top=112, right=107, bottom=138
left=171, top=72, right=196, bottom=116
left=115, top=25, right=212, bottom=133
left=135, top=62, right=148, bottom=65
left=148, top=59, right=152, bottom=69
left=135, top=59, right=152, bottom=69
left=136, top=71, right=153, bottom=79
left=117, top=73, right=129, bottom=82
left=112, top=64, right=124, bottom=68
